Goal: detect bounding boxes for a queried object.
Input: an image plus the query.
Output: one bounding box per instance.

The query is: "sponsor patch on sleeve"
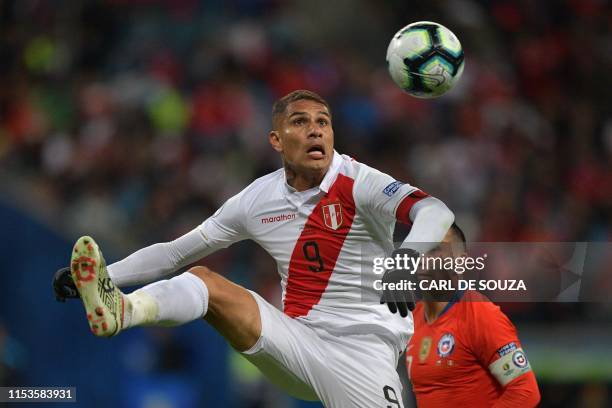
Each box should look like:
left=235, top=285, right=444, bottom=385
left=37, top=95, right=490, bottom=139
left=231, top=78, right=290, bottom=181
left=497, top=342, right=517, bottom=357
left=383, top=181, right=404, bottom=197
left=489, top=347, right=532, bottom=386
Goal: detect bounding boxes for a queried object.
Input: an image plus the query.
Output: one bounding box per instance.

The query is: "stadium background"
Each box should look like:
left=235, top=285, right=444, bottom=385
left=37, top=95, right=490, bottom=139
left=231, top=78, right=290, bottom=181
left=0, top=0, right=610, bottom=406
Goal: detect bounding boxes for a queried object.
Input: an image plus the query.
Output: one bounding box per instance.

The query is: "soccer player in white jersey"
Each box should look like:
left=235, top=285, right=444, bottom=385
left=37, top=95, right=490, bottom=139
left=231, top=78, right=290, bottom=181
left=54, top=90, right=454, bottom=407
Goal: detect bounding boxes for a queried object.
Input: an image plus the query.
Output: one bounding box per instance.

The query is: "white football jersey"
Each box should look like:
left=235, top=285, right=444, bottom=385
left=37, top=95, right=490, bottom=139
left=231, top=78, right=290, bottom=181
left=198, top=151, right=427, bottom=347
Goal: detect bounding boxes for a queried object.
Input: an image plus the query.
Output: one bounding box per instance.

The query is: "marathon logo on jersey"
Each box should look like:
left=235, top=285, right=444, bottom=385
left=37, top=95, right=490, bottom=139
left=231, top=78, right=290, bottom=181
left=261, top=213, right=297, bottom=224
left=437, top=333, right=455, bottom=357
left=383, top=181, right=404, bottom=197
left=497, top=342, right=517, bottom=357
left=322, top=203, right=343, bottom=230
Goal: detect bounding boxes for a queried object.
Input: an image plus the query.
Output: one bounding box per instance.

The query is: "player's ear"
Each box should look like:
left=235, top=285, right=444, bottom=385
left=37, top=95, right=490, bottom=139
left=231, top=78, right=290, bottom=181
left=269, top=131, right=282, bottom=153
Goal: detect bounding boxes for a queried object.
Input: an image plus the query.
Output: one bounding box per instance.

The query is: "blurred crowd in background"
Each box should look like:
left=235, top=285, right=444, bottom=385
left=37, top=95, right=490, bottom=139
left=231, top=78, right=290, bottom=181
left=0, top=0, right=610, bottom=407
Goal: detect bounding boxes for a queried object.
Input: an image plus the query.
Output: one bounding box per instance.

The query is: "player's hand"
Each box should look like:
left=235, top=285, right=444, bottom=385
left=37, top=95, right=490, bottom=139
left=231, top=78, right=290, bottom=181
left=380, top=248, right=418, bottom=317
left=53, top=266, right=79, bottom=302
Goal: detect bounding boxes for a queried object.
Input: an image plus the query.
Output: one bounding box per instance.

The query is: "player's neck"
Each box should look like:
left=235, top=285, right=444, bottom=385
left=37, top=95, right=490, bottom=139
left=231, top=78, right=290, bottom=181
left=284, top=165, right=326, bottom=192
left=423, top=301, right=449, bottom=324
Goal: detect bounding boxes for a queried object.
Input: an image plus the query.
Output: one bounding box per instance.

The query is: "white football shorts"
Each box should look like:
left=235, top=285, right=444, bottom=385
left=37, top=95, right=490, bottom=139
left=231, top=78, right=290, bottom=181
left=242, top=291, right=405, bottom=408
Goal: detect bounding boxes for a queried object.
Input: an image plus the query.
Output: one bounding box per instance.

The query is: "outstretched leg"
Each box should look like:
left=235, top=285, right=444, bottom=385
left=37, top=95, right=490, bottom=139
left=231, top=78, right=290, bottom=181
left=71, top=236, right=262, bottom=351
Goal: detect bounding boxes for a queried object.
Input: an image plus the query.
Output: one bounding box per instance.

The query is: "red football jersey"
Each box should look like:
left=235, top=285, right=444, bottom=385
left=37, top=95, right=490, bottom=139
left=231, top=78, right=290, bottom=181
left=406, top=291, right=538, bottom=407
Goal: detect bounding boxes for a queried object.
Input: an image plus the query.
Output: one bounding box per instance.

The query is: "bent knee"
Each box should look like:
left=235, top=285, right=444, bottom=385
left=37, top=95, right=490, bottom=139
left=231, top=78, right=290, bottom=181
left=187, top=266, right=239, bottom=306
left=187, top=266, right=223, bottom=295
left=187, top=267, right=261, bottom=350
left=188, top=266, right=219, bottom=282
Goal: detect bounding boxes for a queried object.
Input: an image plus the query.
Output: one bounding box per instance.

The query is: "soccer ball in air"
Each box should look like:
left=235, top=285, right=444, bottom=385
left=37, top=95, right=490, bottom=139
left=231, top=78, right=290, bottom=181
left=386, top=21, right=464, bottom=98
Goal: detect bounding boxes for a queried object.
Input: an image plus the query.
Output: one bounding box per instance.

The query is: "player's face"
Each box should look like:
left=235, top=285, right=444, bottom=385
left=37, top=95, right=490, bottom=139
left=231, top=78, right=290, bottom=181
left=418, top=231, right=466, bottom=300
left=418, top=233, right=454, bottom=280
left=269, top=99, right=334, bottom=176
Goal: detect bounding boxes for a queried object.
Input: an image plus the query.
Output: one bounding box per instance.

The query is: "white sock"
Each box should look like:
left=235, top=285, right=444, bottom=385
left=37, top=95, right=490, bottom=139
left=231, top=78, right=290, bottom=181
left=123, top=272, right=209, bottom=328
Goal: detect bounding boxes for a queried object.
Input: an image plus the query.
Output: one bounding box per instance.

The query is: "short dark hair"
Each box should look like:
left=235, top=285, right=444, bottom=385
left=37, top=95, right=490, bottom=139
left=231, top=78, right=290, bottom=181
left=449, top=222, right=467, bottom=252
left=271, top=90, right=331, bottom=128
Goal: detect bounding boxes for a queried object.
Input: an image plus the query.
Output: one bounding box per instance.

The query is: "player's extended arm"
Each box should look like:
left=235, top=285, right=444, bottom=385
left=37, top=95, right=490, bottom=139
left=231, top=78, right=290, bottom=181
left=397, top=195, right=454, bottom=254
left=381, top=192, right=454, bottom=316
left=106, top=227, right=213, bottom=287
left=53, top=192, right=247, bottom=299
left=52, top=228, right=210, bottom=300
left=358, top=169, right=454, bottom=315
left=493, top=372, right=541, bottom=408
left=53, top=226, right=219, bottom=301
left=107, top=189, right=248, bottom=287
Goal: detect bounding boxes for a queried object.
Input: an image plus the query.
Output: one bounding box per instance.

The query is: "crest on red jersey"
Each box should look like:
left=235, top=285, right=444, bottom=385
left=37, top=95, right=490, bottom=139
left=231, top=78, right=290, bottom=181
left=322, top=203, right=343, bottom=230
left=437, top=333, right=455, bottom=357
